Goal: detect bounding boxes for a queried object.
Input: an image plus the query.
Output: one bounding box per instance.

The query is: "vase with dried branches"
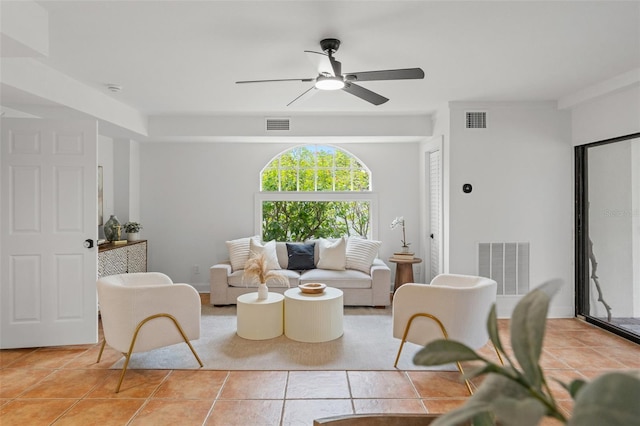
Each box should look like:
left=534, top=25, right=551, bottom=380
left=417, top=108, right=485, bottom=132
left=243, top=253, right=289, bottom=299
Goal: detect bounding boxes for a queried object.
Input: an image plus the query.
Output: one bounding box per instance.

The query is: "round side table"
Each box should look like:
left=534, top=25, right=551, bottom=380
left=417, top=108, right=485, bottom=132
left=236, top=292, right=284, bottom=340
left=284, top=287, right=344, bottom=342
left=388, top=257, right=423, bottom=293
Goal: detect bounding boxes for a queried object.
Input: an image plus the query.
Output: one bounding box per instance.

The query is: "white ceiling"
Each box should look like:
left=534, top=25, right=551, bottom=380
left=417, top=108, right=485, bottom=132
left=1, top=1, right=639, bottom=128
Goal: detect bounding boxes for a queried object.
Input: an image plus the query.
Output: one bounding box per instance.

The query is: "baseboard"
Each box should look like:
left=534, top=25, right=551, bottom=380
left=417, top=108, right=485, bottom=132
left=192, top=283, right=210, bottom=293
left=497, top=295, right=574, bottom=319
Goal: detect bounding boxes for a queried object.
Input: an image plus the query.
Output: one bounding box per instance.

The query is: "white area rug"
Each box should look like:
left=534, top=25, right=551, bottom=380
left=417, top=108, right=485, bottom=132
left=111, top=305, right=455, bottom=371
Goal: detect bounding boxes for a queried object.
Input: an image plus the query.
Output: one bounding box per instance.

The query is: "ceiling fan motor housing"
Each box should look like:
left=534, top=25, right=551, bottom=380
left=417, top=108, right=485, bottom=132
left=320, top=38, right=341, bottom=54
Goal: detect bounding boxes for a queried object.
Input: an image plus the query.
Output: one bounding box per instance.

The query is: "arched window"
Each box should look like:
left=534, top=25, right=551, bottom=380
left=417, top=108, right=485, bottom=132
left=261, top=145, right=371, bottom=192
left=257, top=145, right=376, bottom=241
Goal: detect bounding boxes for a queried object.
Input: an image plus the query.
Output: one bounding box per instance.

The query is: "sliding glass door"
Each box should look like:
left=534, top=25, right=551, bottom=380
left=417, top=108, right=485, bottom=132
left=575, top=133, right=640, bottom=344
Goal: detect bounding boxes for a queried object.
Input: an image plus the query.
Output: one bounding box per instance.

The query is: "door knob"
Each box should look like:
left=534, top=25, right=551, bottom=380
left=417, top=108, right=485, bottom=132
left=84, top=239, right=94, bottom=249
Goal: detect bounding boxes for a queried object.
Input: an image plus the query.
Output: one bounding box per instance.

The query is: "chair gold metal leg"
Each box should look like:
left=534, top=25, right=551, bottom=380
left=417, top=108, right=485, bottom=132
left=455, top=361, right=473, bottom=395
left=394, top=313, right=474, bottom=395
left=183, top=338, right=204, bottom=367
left=115, top=352, right=132, bottom=393
left=96, top=339, right=106, bottom=363
left=453, top=340, right=504, bottom=395
left=394, top=313, right=448, bottom=368
left=113, top=313, right=203, bottom=393
left=393, top=339, right=407, bottom=368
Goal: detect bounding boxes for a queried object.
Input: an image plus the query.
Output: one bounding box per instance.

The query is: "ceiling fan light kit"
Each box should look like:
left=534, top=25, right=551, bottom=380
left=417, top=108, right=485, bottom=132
left=236, top=38, right=424, bottom=106
left=315, top=75, right=345, bottom=91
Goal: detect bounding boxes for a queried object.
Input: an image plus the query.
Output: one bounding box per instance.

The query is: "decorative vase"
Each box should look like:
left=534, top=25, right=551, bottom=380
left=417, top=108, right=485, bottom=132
left=127, top=232, right=140, bottom=242
left=401, top=245, right=410, bottom=253
left=257, top=283, right=268, bottom=300
left=104, top=215, right=121, bottom=242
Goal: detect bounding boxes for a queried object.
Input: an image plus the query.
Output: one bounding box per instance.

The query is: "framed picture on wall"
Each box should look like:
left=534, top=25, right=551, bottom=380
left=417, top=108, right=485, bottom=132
left=98, top=165, right=104, bottom=226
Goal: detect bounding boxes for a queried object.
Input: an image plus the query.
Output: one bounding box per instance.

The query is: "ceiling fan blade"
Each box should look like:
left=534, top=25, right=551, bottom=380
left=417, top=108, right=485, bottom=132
left=304, top=50, right=333, bottom=76
left=236, top=78, right=314, bottom=84
left=342, top=82, right=388, bottom=105
left=287, top=86, right=317, bottom=107
left=345, top=68, right=425, bottom=82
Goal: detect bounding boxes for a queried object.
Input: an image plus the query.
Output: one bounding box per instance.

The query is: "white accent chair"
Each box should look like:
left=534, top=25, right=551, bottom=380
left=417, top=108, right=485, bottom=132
left=96, top=272, right=203, bottom=392
left=392, top=274, right=500, bottom=394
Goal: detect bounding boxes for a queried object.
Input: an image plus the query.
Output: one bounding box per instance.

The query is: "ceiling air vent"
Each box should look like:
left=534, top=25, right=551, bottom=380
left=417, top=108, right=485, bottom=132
left=265, top=118, right=290, bottom=131
left=466, top=112, right=487, bottom=129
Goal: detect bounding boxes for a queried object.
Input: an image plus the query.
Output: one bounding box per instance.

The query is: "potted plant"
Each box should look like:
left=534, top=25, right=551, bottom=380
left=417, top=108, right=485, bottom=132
left=413, top=279, right=640, bottom=426
left=390, top=216, right=411, bottom=253
left=123, top=221, right=143, bottom=242
left=243, top=252, right=289, bottom=300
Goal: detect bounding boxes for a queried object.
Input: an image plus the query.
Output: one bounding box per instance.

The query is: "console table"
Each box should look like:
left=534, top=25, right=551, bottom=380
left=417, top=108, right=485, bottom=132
left=98, top=240, right=147, bottom=277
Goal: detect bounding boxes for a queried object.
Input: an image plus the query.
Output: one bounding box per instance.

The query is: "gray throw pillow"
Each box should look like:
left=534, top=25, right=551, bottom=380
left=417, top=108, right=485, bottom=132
left=286, top=243, right=316, bottom=270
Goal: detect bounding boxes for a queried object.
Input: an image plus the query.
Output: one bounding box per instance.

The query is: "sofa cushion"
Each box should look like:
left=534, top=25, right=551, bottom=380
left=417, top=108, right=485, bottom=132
left=249, top=239, right=281, bottom=270
left=228, top=269, right=300, bottom=288
left=286, top=242, right=316, bottom=270
left=317, top=237, right=347, bottom=271
left=226, top=236, right=258, bottom=272
left=346, top=237, right=382, bottom=273
left=300, top=268, right=372, bottom=289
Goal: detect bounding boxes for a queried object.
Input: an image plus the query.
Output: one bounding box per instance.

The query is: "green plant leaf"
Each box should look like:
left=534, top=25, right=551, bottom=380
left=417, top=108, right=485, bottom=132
left=569, top=372, right=640, bottom=426
left=510, top=279, right=561, bottom=387
left=464, top=363, right=508, bottom=381
left=470, top=412, right=495, bottom=426
left=413, top=340, right=483, bottom=366
left=431, top=374, right=538, bottom=426
left=486, top=304, right=506, bottom=358
left=562, top=378, right=587, bottom=398
left=491, top=396, right=547, bottom=426
left=431, top=401, right=493, bottom=426
left=471, top=372, right=531, bottom=402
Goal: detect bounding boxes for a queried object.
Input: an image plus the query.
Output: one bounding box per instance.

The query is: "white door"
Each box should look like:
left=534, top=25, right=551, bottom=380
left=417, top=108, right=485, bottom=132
left=1, top=118, right=98, bottom=348
left=428, top=149, right=442, bottom=281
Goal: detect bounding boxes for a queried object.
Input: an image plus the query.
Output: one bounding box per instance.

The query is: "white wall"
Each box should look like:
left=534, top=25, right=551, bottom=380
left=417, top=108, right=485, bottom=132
left=446, top=102, right=574, bottom=317
left=138, top=141, right=421, bottom=291
left=129, top=141, right=141, bottom=221
left=99, top=136, right=141, bottom=238
left=112, top=138, right=141, bottom=225
left=571, top=84, right=640, bottom=146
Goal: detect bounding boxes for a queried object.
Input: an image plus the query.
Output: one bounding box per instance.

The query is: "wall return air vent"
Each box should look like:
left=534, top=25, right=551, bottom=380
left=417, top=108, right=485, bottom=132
left=478, top=242, right=530, bottom=296
left=466, top=111, right=487, bottom=129
left=265, top=118, right=290, bottom=131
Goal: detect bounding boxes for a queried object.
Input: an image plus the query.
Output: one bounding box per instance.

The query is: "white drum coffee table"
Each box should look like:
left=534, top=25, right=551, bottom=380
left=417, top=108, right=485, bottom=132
left=236, top=292, right=284, bottom=340
left=284, top=286, right=344, bottom=343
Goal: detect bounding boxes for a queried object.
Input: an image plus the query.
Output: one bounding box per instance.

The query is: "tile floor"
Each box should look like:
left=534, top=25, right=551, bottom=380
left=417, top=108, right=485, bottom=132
left=1, top=296, right=638, bottom=426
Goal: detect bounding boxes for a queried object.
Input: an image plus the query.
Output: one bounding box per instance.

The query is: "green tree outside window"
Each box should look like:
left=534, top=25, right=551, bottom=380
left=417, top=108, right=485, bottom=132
left=261, top=145, right=372, bottom=241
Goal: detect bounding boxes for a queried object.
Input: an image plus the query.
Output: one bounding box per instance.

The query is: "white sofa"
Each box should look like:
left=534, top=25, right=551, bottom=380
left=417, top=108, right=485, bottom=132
left=210, top=241, right=391, bottom=307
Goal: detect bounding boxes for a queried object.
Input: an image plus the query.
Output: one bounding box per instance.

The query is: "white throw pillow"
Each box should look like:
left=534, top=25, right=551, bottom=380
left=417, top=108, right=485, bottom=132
left=346, top=237, right=382, bottom=274
left=249, top=239, right=281, bottom=270
left=226, top=236, right=258, bottom=272
left=316, top=237, right=346, bottom=271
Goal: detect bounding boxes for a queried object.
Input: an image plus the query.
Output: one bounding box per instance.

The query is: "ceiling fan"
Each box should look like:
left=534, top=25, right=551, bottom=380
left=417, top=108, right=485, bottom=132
left=236, top=38, right=425, bottom=106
